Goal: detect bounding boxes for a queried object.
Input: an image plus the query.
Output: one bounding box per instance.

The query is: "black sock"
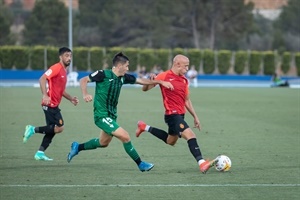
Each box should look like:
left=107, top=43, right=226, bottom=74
left=187, top=138, right=203, bottom=162
left=35, top=125, right=55, bottom=134
left=149, top=127, right=168, bottom=143
left=39, top=132, right=55, bottom=151
left=134, top=157, right=142, bottom=165
left=78, top=144, right=85, bottom=152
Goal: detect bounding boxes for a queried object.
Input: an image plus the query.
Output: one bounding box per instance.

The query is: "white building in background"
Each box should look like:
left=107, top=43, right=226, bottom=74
left=245, top=0, right=288, bottom=20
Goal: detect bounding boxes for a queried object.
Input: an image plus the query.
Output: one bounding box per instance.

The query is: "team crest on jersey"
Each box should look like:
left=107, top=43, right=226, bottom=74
left=59, top=119, right=63, bottom=125
left=180, top=123, right=185, bottom=129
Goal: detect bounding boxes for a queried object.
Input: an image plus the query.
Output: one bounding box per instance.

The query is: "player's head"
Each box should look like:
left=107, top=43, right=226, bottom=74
left=59, top=47, right=72, bottom=55
left=59, top=47, right=72, bottom=67
left=112, top=52, right=130, bottom=76
left=172, top=54, right=189, bottom=76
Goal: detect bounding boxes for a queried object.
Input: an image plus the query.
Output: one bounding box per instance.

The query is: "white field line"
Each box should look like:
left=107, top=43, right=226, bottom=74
left=0, top=184, right=299, bottom=188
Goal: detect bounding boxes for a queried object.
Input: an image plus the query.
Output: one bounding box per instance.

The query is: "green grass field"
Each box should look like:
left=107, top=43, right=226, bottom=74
left=0, top=87, right=299, bottom=200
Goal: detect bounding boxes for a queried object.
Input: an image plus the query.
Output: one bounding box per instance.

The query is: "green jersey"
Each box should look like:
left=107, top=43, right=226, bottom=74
left=89, top=69, right=136, bottom=119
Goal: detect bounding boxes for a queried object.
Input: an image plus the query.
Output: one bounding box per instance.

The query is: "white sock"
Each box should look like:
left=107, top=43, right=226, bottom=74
left=198, top=159, right=205, bottom=165
left=145, top=125, right=150, bottom=132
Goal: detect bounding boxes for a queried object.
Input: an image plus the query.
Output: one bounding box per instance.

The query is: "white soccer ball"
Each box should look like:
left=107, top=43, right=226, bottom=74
left=215, top=155, right=232, bottom=172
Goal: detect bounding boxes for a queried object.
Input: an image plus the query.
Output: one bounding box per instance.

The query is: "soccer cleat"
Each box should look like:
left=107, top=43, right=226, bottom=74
left=67, top=141, right=79, bottom=163
left=23, top=125, right=35, bottom=143
left=136, top=121, right=147, bottom=137
left=34, top=151, right=53, bottom=161
left=138, top=161, right=154, bottom=172
left=199, top=158, right=218, bottom=174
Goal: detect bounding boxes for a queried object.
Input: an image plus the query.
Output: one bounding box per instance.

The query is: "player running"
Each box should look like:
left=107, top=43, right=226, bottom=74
left=67, top=52, right=173, bottom=172
left=136, top=54, right=217, bottom=173
left=23, top=47, right=79, bottom=161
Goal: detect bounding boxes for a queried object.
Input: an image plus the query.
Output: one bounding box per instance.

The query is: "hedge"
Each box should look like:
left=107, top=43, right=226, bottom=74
left=202, top=49, right=215, bottom=74
left=249, top=51, right=263, bottom=75
left=187, top=48, right=201, bottom=70
left=218, top=50, right=231, bottom=74
left=281, top=52, right=291, bottom=74
left=73, top=47, right=89, bottom=71
left=263, top=51, right=275, bottom=75
left=0, top=46, right=298, bottom=77
left=90, top=47, right=105, bottom=71
left=295, top=52, right=300, bottom=76
left=139, top=48, right=156, bottom=72
left=234, top=51, right=248, bottom=74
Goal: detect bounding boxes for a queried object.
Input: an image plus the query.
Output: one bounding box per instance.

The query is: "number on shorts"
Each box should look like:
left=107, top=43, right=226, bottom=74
left=102, top=117, right=114, bottom=128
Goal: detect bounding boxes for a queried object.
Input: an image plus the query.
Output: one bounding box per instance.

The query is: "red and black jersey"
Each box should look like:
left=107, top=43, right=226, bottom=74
left=155, top=70, right=189, bottom=115
left=42, top=62, right=67, bottom=107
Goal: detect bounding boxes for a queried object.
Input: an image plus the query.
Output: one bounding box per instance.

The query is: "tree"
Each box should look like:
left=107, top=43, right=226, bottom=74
left=23, top=0, right=69, bottom=46
left=76, top=0, right=255, bottom=50
left=273, top=0, right=300, bottom=51
left=161, top=0, right=254, bottom=49
left=0, top=2, right=15, bottom=45
left=77, top=0, right=170, bottom=48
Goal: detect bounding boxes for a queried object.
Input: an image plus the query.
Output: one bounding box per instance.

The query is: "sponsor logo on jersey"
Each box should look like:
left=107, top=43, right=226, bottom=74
left=45, top=69, right=52, bottom=76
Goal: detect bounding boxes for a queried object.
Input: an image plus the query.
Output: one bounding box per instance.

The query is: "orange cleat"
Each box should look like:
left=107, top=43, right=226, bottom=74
left=136, top=121, right=147, bottom=137
left=199, top=159, right=218, bottom=174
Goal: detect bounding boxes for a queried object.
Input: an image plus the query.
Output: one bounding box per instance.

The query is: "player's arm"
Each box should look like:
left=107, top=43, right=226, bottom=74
left=63, top=91, right=79, bottom=106
left=136, top=77, right=173, bottom=91
left=185, top=95, right=201, bottom=131
left=39, top=74, right=50, bottom=105
left=80, top=76, right=93, bottom=102
left=140, top=73, right=157, bottom=91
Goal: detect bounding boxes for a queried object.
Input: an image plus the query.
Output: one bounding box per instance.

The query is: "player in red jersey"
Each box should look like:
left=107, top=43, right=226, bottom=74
left=136, top=54, right=217, bottom=173
left=23, top=47, right=79, bottom=161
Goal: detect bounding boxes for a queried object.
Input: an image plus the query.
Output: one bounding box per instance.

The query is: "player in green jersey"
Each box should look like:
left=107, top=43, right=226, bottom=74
left=67, top=52, right=173, bottom=172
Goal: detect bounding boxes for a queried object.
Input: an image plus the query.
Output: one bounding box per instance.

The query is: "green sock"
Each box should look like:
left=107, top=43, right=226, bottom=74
left=83, top=138, right=101, bottom=150
left=123, top=141, right=141, bottom=165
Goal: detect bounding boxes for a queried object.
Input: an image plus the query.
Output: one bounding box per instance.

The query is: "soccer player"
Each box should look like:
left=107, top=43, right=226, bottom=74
left=136, top=54, right=217, bottom=174
left=23, top=47, right=79, bottom=161
left=67, top=52, right=173, bottom=172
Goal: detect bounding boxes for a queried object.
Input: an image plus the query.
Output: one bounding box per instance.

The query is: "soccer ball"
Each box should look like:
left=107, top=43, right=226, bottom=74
left=215, top=155, right=232, bottom=172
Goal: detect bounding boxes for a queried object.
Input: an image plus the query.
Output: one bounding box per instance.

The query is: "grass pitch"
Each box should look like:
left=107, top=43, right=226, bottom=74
left=0, top=87, right=299, bottom=200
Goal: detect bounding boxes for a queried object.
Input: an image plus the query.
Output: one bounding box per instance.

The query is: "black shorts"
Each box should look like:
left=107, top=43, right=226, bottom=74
left=42, top=106, right=64, bottom=127
left=164, top=114, right=189, bottom=136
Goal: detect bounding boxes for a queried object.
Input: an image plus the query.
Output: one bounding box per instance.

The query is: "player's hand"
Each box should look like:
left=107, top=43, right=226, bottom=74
left=71, top=96, right=79, bottom=106
left=148, top=73, right=156, bottom=80
left=83, top=94, right=93, bottom=102
left=194, top=118, right=201, bottom=131
left=161, top=81, right=174, bottom=90
left=42, top=95, right=51, bottom=105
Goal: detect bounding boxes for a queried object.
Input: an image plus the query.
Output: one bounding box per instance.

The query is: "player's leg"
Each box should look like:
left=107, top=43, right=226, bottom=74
left=34, top=107, right=63, bottom=161
left=136, top=121, right=169, bottom=143
left=181, top=128, right=217, bottom=173
left=113, top=126, right=154, bottom=172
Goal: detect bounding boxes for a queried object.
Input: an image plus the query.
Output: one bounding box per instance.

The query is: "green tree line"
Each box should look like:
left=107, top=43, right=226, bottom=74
left=1, top=0, right=299, bottom=52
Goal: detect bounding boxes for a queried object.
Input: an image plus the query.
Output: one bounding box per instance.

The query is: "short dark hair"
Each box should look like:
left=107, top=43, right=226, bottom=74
left=59, top=47, right=72, bottom=56
left=112, top=52, right=129, bottom=66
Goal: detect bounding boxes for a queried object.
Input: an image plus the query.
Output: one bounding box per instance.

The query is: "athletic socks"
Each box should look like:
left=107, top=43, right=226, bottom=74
left=123, top=141, right=141, bottom=165
left=81, top=138, right=101, bottom=151
left=35, top=125, right=55, bottom=135
left=187, top=138, right=203, bottom=162
left=148, top=127, right=168, bottom=143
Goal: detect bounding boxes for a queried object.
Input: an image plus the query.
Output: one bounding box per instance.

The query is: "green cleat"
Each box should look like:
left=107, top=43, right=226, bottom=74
left=23, top=125, right=35, bottom=143
left=34, top=151, right=53, bottom=161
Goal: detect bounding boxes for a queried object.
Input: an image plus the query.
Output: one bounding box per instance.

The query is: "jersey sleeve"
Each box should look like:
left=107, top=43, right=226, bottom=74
left=44, top=64, right=60, bottom=79
left=89, top=70, right=105, bottom=82
left=123, top=73, right=136, bottom=84
left=155, top=71, right=167, bottom=81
